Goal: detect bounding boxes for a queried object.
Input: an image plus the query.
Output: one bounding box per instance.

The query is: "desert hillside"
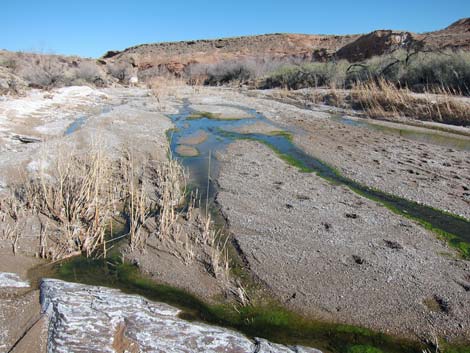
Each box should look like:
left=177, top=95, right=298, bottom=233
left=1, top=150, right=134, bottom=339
left=1, top=18, right=469, bottom=92
left=102, top=18, right=470, bottom=75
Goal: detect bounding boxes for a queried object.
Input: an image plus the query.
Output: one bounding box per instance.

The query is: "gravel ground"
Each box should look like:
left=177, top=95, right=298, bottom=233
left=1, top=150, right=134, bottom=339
left=217, top=140, right=470, bottom=341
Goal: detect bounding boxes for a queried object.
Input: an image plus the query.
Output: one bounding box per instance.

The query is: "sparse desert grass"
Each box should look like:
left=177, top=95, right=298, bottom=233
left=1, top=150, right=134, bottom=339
left=351, top=79, right=470, bottom=126
left=148, top=76, right=187, bottom=108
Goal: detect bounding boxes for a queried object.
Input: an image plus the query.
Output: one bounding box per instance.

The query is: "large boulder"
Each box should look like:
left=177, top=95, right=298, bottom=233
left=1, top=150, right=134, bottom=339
left=41, top=279, right=323, bottom=353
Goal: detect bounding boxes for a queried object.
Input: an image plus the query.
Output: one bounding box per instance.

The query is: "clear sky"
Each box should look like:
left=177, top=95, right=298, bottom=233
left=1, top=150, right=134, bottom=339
left=2, top=0, right=469, bottom=58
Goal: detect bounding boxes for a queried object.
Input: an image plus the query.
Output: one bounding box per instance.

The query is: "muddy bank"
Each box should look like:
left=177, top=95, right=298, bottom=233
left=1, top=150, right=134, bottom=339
left=217, top=140, right=470, bottom=341
left=0, top=255, right=47, bottom=353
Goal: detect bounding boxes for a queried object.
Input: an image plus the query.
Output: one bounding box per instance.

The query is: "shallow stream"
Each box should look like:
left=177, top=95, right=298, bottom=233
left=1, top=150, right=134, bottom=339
left=168, top=104, right=470, bottom=251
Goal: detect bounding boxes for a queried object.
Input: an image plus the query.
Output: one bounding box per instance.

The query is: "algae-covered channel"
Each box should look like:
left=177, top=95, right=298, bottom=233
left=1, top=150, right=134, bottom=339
left=37, top=103, right=470, bottom=353
left=168, top=104, right=470, bottom=257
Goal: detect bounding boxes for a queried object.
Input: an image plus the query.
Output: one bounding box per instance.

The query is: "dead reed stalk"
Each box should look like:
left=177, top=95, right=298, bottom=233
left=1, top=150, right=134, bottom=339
left=351, top=78, right=470, bottom=126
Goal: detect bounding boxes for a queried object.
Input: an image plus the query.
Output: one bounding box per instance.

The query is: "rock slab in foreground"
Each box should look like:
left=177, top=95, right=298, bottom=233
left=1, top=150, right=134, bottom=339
left=40, top=279, right=322, bottom=353
left=0, top=272, right=30, bottom=288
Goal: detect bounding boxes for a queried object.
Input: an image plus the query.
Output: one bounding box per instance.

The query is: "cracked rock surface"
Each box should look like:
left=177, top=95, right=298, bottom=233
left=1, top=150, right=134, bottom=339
left=41, top=279, right=322, bottom=353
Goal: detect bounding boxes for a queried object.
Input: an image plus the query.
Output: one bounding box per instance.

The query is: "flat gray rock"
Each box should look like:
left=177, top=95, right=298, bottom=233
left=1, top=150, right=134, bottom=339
left=40, top=279, right=322, bottom=353
left=0, top=272, right=30, bottom=288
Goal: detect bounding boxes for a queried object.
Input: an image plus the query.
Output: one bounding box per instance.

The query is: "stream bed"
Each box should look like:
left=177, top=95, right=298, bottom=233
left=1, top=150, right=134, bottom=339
left=168, top=104, right=470, bottom=254
left=32, top=102, right=470, bottom=353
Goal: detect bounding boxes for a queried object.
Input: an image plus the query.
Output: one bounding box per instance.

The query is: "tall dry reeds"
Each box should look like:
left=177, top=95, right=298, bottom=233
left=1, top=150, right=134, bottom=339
left=19, top=148, right=118, bottom=259
left=351, top=78, right=470, bottom=126
left=120, top=152, right=186, bottom=250
left=0, top=142, right=237, bottom=290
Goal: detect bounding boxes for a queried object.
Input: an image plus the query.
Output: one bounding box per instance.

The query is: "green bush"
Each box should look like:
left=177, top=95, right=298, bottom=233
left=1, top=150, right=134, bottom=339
left=263, top=61, right=349, bottom=89
left=262, top=50, right=470, bottom=95
left=345, top=50, right=470, bottom=94
left=204, top=61, right=255, bottom=85
left=400, top=51, right=470, bottom=94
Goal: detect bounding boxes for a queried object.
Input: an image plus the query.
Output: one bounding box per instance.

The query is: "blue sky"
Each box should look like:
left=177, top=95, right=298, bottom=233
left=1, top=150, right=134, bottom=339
left=2, top=0, right=469, bottom=58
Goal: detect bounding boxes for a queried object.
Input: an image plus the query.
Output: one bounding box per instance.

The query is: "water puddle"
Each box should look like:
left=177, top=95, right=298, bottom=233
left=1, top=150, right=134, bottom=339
left=332, top=115, right=470, bottom=151
left=64, top=105, right=112, bottom=136
left=64, top=115, right=87, bottom=135
left=168, top=104, right=280, bottom=203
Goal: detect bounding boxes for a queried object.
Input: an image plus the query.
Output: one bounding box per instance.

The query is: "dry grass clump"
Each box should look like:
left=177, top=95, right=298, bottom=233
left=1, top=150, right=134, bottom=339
left=0, top=142, right=235, bottom=290
left=120, top=153, right=186, bottom=251
left=14, top=148, right=120, bottom=259
left=351, top=78, right=470, bottom=126
left=0, top=148, right=192, bottom=255
left=119, top=153, right=233, bottom=288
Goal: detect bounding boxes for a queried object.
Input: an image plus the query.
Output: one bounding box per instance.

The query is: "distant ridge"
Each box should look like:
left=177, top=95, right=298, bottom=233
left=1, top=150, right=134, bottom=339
left=100, top=18, right=470, bottom=76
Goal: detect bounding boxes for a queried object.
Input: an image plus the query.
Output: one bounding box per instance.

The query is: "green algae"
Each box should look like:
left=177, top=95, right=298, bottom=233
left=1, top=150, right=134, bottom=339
left=54, top=255, right=423, bottom=353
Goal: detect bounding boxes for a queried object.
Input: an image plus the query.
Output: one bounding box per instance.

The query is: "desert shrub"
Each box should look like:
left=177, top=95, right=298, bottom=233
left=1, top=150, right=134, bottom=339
left=0, top=56, right=18, bottom=72
left=345, top=50, right=408, bottom=86
left=345, top=50, right=470, bottom=94
left=263, top=61, right=349, bottom=89
left=400, top=51, right=470, bottom=94
left=107, top=62, right=133, bottom=83
left=204, top=60, right=256, bottom=85
left=21, top=55, right=67, bottom=88
left=73, top=61, right=104, bottom=85
left=187, top=57, right=301, bottom=86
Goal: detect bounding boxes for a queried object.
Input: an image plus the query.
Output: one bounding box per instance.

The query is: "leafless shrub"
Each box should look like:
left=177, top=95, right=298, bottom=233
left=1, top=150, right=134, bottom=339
left=21, top=55, right=67, bottom=88
left=107, top=62, right=133, bottom=83
left=74, top=61, right=104, bottom=85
